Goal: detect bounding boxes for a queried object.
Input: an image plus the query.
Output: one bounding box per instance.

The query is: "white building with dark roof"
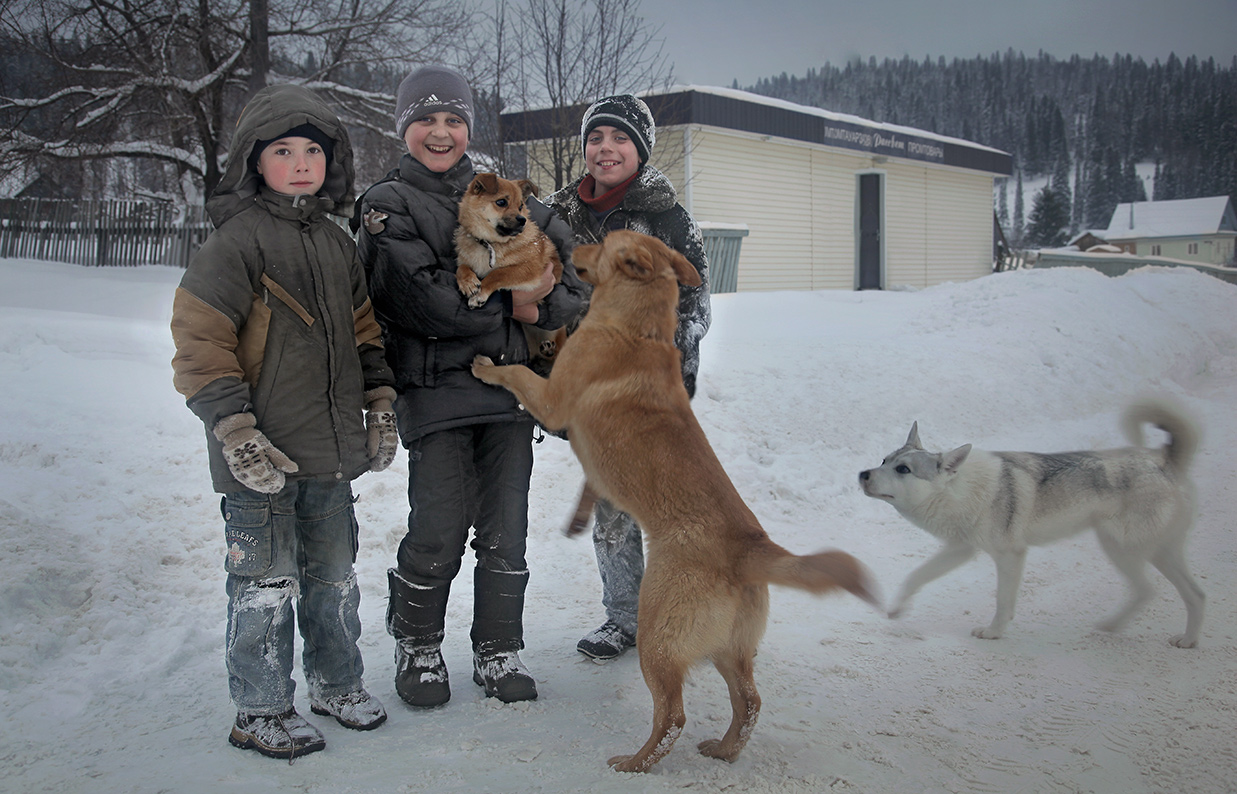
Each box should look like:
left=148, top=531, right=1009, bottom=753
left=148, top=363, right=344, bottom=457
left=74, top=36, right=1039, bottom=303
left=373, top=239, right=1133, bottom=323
left=502, top=86, right=1012, bottom=291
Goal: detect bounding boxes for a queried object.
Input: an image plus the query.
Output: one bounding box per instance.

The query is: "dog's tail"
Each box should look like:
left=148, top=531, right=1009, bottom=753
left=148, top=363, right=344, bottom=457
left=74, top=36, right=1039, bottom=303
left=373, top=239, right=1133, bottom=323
left=754, top=546, right=880, bottom=608
left=1122, top=396, right=1200, bottom=475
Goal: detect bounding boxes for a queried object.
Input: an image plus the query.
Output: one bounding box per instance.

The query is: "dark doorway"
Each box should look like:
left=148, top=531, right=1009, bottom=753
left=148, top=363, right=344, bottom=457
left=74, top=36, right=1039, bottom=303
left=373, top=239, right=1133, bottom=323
left=857, top=173, right=882, bottom=290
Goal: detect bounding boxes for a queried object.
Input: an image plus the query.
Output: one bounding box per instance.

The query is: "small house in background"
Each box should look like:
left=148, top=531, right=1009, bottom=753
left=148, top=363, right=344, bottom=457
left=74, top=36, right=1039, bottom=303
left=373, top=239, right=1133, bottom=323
left=502, top=86, right=1012, bottom=291
left=1101, top=196, right=1237, bottom=266
left=1068, top=231, right=1122, bottom=253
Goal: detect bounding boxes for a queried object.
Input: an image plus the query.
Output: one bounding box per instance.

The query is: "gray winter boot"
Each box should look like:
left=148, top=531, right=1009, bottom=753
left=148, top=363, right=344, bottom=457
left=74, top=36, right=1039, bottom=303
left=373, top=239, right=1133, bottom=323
left=471, top=568, right=537, bottom=702
left=387, top=568, right=451, bottom=708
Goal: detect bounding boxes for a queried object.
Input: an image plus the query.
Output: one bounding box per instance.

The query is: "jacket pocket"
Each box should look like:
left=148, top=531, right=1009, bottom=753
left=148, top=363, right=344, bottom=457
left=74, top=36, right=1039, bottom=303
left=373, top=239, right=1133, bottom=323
left=260, top=274, right=315, bottom=326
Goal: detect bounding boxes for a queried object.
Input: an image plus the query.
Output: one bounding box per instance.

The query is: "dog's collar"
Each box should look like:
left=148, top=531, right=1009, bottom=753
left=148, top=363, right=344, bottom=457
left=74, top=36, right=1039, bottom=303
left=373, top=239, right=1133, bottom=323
left=467, top=234, right=497, bottom=269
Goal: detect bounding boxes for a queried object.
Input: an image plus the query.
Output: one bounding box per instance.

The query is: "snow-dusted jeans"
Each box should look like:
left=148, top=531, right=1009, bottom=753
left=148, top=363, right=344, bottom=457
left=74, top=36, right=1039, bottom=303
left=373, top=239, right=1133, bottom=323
left=591, top=498, right=644, bottom=636
left=222, top=479, right=364, bottom=716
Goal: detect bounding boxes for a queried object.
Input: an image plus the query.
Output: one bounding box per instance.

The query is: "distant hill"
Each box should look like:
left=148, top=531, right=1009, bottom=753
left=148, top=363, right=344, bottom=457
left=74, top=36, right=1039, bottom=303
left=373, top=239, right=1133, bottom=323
left=743, top=51, right=1237, bottom=243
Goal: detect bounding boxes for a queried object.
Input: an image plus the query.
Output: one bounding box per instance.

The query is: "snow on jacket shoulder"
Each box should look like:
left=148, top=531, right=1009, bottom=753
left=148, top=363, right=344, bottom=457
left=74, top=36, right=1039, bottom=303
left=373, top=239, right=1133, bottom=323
left=170, top=84, right=393, bottom=492
left=545, top=164, right=711, bottom=397
left=356, top=153, right=587, bottom=442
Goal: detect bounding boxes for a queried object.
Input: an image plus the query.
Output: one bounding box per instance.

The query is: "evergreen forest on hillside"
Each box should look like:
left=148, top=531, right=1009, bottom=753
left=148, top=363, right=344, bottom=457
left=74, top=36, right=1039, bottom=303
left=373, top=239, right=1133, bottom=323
left=745, top=51, right=1237, bottom=246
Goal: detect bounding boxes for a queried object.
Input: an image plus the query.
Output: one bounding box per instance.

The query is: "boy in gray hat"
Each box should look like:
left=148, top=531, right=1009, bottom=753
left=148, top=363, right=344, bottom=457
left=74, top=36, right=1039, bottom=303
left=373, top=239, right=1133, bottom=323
left=355, top=65, right=587, bottom=707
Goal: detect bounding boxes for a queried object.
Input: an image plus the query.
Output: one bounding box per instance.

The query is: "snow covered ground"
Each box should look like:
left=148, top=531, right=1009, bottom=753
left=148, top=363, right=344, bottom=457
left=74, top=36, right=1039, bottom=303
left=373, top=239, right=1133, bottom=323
left=1, top=257, right=1234, bottom=793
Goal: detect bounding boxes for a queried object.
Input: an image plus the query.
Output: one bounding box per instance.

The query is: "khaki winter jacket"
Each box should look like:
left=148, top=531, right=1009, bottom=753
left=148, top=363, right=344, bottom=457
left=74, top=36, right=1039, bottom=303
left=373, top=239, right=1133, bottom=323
left=171, top=83, right=394, bottom=492
left=545, top=164, right=711, bottom=397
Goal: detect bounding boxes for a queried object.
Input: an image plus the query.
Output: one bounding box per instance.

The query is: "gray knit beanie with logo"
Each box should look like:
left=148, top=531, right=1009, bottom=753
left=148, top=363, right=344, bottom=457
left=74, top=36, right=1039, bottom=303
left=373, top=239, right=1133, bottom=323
left=580, top=94, right=656, bottom=164
left=395, top=65, right=475, bottom=140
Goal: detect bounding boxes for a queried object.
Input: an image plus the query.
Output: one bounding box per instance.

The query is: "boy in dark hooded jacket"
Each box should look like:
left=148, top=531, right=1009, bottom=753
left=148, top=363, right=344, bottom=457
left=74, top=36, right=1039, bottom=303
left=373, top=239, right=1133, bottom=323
left=171, top=83, right=397, bottom=759
left=355, top=66, right=586, bottom=708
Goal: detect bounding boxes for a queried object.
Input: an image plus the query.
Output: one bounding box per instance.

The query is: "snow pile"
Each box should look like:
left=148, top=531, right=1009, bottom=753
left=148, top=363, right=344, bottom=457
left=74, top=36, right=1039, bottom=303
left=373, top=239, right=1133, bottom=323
left=1, top=258, right=1234, bottom=793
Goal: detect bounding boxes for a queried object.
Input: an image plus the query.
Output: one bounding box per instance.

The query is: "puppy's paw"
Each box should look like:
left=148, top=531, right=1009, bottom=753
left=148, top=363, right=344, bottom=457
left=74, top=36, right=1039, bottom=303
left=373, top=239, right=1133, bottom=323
left=1169, top=634, right=1198, bottom=649
left=971, top=626, right=1003, bottom=640
left=467, top=290, right=490, bottom=308
left=456, top=270, right=481, bottom=298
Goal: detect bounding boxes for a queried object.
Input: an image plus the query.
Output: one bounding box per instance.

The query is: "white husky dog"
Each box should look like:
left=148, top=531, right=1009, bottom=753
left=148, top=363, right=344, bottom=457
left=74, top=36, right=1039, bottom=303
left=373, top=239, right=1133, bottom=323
left=859, top=398, right=1204, bottom=647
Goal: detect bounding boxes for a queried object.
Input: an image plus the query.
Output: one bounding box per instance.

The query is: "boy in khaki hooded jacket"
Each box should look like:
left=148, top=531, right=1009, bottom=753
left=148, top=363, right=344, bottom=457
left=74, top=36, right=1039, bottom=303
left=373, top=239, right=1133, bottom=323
left=171, top=83, right=396, bottom=759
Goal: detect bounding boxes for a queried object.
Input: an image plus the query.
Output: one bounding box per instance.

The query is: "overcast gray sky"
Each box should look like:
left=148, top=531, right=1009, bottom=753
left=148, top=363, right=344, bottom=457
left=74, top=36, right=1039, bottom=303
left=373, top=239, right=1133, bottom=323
left=639, top=0, right=1237, bottom=88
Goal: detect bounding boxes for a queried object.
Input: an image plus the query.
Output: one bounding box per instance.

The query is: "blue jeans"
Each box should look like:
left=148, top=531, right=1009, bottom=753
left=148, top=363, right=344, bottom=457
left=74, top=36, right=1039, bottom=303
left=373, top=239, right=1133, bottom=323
left=222, top=479, right=364, bottom=715
left=592, top=498, right=643, bottom=636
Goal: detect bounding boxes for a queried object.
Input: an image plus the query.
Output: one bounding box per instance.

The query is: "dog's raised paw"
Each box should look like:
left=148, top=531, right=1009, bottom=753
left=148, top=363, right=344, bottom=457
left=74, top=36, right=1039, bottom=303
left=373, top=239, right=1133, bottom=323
left=471, top=355, right=495, bottom=379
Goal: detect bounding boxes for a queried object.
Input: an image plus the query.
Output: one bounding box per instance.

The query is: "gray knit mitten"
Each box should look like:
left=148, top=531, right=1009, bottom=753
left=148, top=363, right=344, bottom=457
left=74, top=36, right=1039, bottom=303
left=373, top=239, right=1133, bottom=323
left=365, top=387, right=399, bottom=473
left=213, top=413, right=299, bottom=494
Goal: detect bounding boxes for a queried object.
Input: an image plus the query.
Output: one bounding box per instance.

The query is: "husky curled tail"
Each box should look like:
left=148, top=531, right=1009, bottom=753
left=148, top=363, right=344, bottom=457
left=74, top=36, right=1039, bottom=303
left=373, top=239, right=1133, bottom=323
left=1122, top=397, right=1200, bottom=475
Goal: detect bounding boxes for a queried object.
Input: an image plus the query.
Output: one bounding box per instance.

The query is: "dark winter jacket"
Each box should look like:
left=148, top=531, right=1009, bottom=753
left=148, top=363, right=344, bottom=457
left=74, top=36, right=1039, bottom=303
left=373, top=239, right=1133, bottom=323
left=171, top=83, right=394, bottom=493
left=545, top=164, right=711, bottom=396
left=355, top=153, right=586, bottom=442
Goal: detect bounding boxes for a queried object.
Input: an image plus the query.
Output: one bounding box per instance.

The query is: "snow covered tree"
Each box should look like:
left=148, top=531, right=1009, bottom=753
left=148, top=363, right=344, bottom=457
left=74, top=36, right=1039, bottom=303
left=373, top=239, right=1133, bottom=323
left=1025, top=185, right=1071, bottom=248
left=1013, top=169, right=1025, bottom=246
left=0, top=0, right=471, bottom=201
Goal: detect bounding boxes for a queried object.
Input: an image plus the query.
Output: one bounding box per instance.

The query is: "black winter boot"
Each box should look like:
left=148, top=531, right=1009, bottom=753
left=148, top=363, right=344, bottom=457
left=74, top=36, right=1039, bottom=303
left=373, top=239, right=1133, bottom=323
left=471, top=568, right=537, bottom=702
left=387, top=568, right=451, bottom=708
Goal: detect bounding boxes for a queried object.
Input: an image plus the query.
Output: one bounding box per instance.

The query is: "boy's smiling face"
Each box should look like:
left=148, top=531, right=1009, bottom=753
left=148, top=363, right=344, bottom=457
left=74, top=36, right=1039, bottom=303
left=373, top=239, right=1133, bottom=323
left=585, top=125, right=640, bottom=194
left=404, top=111, right=469, bottom=173
left=256, top=136, right=327, bottom=196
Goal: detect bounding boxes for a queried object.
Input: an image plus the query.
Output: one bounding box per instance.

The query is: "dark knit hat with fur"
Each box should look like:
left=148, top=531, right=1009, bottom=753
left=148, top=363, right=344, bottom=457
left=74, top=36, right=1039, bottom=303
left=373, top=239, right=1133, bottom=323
left=581, top=94, right=656, bottom=163
left=395, top=65, right=474, bottom=140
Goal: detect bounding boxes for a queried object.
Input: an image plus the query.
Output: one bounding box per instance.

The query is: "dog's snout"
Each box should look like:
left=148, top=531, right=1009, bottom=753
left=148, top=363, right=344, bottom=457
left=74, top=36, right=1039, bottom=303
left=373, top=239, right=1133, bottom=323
left=859, top=470, right=870, bottom=482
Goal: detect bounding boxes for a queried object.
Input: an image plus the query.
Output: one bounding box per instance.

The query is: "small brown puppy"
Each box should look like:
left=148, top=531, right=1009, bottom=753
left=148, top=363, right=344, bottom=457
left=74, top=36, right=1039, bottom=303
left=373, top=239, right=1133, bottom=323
left=472, top=230, right=876, bottom=773
left=455, top=172, right=563, bottom=309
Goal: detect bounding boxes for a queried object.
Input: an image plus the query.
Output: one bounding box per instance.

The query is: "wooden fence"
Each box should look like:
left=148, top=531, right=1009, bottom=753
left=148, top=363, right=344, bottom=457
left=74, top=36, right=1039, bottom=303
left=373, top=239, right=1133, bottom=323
left=0, top=198, right=211, bottom=269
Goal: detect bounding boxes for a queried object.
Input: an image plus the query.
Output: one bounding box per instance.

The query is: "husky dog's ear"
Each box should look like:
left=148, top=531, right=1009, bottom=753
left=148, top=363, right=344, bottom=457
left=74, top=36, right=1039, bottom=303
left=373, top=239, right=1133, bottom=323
left=905, top=422, right=922, bottom=450
left=941, top=444, right=971, bottom=474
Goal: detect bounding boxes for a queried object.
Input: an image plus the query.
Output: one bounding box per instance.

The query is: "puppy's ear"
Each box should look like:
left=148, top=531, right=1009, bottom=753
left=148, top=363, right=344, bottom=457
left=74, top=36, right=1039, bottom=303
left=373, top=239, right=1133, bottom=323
left=471, top=173, right=499, bottom=194
left=905, top=422, right=922, bottom=449
left=516, top=179, right=540, bottom=200
left=941, top=444, right=971, bottom=474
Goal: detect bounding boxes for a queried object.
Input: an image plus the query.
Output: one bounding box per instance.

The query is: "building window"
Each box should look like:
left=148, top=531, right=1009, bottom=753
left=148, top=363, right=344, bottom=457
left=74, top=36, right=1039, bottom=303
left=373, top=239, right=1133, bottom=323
left=1188, top=242, right=1199, bottom=254
left=1151, top=244, right=1162, bottom=256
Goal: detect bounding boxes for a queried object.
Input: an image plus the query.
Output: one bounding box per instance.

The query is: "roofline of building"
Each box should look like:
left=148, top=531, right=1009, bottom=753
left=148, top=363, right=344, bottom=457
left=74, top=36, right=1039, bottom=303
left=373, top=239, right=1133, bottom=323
left=500, top=85, right=1013, bottom=176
